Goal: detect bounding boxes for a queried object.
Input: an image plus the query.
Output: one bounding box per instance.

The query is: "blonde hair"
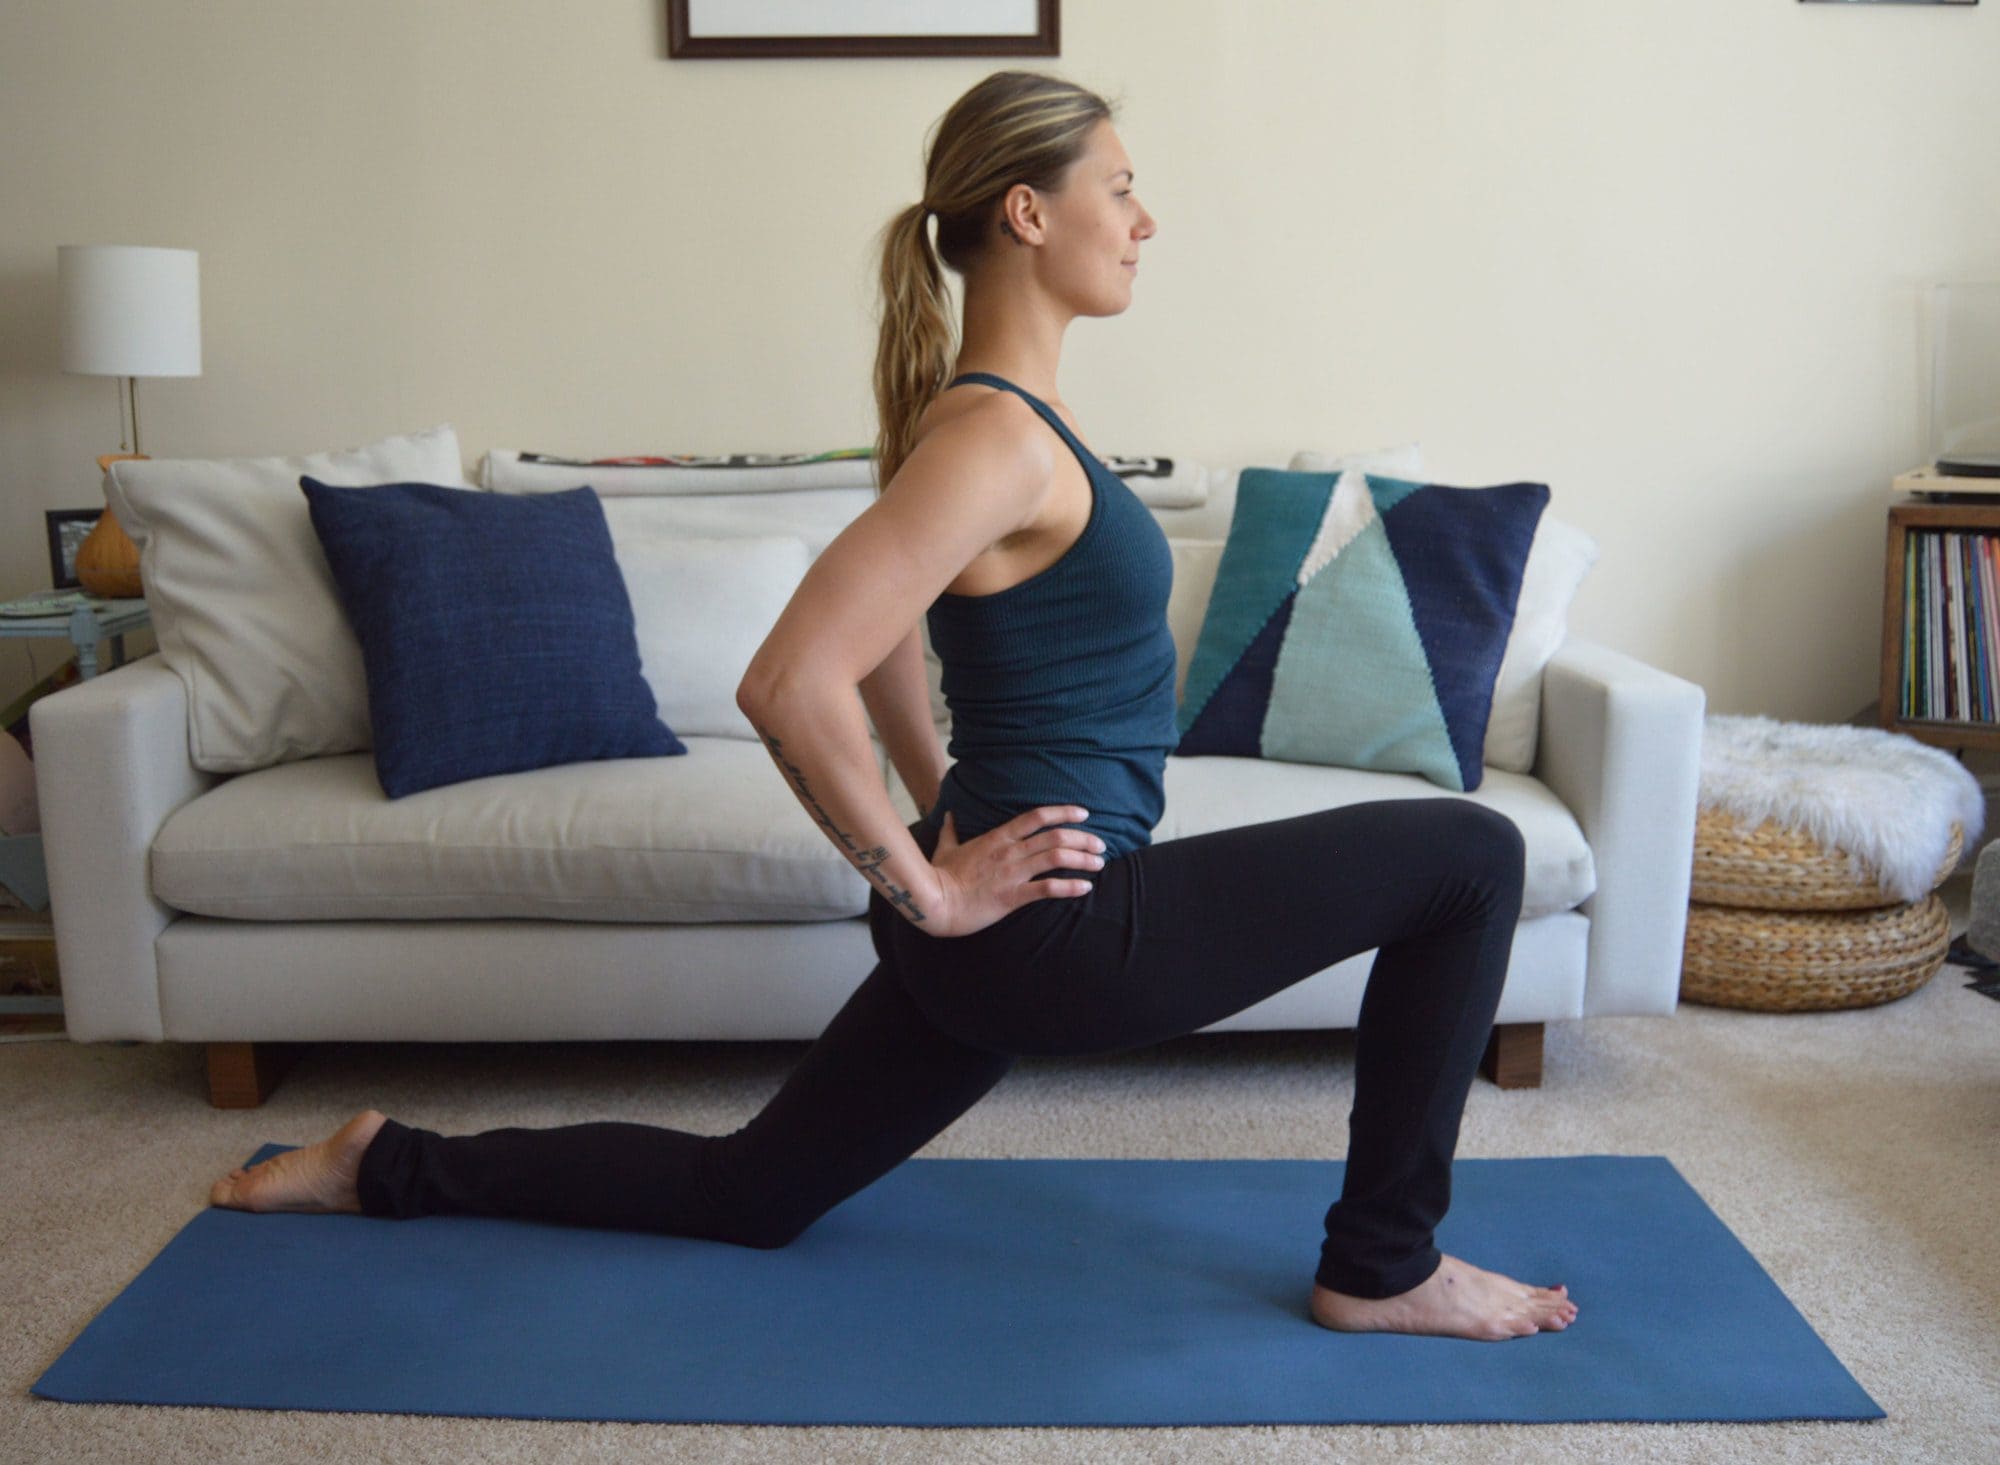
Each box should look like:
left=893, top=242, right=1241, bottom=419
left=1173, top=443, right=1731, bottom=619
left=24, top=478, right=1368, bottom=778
left=870, top=69, right=1116, bottom=493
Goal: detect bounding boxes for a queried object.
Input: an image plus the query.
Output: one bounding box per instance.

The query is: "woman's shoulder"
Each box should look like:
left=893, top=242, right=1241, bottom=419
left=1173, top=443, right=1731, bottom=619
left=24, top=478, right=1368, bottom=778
left=914, top=381, right=1049, bottom=464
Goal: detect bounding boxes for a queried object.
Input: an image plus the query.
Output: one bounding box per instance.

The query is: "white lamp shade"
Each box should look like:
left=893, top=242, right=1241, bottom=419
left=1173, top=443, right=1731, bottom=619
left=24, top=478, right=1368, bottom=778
left=58, top=244, right=202, bottom=377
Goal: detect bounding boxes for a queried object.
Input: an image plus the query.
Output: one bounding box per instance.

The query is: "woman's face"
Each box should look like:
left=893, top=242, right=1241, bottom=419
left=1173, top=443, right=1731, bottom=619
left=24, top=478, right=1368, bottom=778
left=1007, top=118, right=1157, bottom=317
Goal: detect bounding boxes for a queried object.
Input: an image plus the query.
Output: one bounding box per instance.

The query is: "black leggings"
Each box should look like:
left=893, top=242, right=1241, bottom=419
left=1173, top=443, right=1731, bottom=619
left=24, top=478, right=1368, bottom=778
left=354, top=797, right=1526, bottom=1299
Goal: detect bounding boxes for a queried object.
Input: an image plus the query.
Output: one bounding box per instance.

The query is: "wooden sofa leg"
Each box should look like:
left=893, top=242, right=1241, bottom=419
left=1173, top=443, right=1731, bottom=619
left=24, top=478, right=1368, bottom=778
left=206, top=1042, right=301, bottom=1108
left=1480, top=1023, right=1544, bottom=1089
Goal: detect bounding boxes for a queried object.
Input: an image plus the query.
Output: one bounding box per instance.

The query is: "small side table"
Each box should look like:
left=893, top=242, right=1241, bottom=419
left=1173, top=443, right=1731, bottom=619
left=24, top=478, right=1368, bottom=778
left=0, top=588, right=151, bottom=679
left=0, top=589, right=152, bottom=1024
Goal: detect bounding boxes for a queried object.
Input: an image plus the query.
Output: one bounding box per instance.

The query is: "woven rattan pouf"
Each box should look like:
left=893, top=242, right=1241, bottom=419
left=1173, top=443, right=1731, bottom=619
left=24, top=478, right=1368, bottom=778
left=1681, top=714, right=1983, bottom=1012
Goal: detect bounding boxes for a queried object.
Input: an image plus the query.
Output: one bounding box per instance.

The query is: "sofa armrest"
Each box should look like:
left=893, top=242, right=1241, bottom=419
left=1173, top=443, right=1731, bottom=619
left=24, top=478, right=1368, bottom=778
left=28, top=655, right=221, bottom=1040
left=1531, top=635, right=1706, bottom=1017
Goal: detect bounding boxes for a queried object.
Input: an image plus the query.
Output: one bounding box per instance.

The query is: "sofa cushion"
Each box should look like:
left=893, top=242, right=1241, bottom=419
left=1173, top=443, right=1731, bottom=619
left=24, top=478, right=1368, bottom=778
left=300, top=478, right=685, bottom=798
left=150, top=738, right=1590, bottom=926
left=1156, top=754, right=1594, bottom=921
left=150, top=736, right=885, bottom=923
left=1177, top=467, right=1548, bottom=793
left=101, top=423, right=472, bottom=774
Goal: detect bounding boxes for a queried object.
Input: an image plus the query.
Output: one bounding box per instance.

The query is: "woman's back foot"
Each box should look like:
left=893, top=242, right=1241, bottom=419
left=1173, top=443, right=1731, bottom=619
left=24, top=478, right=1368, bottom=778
left=208, top=1109, right=388, bottom=1215
left=1310, top=1252, right=1577, bottom=1341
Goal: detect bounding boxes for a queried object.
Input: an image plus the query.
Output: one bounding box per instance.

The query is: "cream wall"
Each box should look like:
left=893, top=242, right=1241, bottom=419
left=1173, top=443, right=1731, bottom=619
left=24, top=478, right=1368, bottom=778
left=3, top=0, right=1996, bottom=725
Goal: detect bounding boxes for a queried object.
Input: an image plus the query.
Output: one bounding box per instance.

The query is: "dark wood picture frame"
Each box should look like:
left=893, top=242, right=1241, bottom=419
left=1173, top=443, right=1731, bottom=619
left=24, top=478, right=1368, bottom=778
left=668, top=0, right=1059, bottom=58
left=44, top=509, right=101, bottom=590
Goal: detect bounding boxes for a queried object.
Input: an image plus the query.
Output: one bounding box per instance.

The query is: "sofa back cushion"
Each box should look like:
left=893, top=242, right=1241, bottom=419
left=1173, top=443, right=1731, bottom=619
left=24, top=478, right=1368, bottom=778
left=610, top=526, right=812, bottom=740
left=480, top=434, right=1593, bottom=784
left=487, top=452, right=868, bottom=743
left=483, top=444, right=1462, bottom=753
left=103, top=424, right=472, bottom=774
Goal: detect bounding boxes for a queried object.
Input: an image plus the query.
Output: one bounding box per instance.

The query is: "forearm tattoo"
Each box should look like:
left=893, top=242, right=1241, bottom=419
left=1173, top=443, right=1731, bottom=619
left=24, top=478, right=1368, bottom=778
left=754, top=723, right=929, bottom=925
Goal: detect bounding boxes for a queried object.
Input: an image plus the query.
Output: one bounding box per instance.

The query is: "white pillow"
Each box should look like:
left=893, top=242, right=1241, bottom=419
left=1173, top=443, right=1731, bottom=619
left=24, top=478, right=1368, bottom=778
left=609, top=529, right=811, bottom=741
left=1166, top=538, right=1227, bottom=706
left=1483, top=514, right=1600, bottom=772
left=102, top=424, right=471, bottom=774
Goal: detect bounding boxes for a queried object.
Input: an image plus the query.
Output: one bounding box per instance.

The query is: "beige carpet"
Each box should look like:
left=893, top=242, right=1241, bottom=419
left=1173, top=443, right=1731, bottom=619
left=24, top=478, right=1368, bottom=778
left=8, top=881, right=1997, bottom=1463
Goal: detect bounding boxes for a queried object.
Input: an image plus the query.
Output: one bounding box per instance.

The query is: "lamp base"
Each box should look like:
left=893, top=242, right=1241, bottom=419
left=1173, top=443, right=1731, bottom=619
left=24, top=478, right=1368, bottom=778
left=80, top=453, right=146, bottom=598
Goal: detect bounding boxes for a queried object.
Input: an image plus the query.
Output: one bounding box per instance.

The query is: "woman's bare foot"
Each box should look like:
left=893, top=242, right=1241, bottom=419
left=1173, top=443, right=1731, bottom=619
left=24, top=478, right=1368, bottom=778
left=208, top=1109, right=389, bottom=1215
left=1311, top=1253, right=1577, bottom=1341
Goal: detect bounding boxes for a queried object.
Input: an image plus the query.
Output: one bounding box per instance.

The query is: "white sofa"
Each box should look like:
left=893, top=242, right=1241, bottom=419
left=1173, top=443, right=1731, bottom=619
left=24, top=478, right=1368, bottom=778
left=30, top=433, right=1706, bottom=1106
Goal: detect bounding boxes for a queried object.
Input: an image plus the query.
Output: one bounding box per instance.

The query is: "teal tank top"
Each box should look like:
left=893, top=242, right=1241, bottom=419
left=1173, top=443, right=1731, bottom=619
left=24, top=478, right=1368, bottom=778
left=922, top=371, right=1179, bottom=861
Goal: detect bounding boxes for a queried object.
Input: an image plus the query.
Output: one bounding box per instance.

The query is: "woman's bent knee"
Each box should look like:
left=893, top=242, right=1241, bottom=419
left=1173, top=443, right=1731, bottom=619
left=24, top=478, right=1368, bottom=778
left=1452, top=803, right=1527, bottom=920
left=1459, top=801, right=1526, bottom=876
left=1404, top=800, right=1525, bottom=918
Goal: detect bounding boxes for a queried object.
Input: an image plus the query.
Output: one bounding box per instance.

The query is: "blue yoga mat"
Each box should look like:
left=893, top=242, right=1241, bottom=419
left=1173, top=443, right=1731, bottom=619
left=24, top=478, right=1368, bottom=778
left=33, top=1151, right=1881, bottom=1427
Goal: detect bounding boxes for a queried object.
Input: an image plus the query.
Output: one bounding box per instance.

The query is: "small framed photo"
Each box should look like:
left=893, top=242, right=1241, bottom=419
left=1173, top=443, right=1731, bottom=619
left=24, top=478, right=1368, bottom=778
left=45, top=509, right=101, bottom=590
left=668, top=0, right=1060, bottom=59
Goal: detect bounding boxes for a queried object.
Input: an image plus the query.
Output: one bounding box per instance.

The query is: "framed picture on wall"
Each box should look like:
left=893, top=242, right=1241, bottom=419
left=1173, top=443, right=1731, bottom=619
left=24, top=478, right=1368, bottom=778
left=667, top=0, right=1060, bottom=58
left=44, top=510, right=101, bottom=590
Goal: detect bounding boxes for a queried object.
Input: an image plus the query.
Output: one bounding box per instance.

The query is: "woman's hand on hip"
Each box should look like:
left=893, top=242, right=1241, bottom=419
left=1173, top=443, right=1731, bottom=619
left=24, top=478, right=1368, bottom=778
left=921, top=805, right=1106, bottom=938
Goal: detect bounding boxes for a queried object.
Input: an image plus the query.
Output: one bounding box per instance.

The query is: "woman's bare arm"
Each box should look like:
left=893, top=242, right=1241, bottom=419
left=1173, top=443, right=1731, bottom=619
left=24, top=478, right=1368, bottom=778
left=859, top=624, right=947, bottom=817
left=737, top=396, right=1050, bottom=928
left=741, top=692, right=936, bottom=925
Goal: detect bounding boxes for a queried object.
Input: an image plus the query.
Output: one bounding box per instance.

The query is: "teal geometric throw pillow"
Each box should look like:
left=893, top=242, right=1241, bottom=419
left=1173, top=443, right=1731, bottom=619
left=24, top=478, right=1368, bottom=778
left=1175, top=468, right=1549, bottom=793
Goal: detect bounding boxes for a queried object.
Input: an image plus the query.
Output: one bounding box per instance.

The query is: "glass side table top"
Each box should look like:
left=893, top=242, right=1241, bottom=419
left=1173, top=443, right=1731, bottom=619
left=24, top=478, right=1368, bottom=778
left=0, top=589, right=151, bottom=679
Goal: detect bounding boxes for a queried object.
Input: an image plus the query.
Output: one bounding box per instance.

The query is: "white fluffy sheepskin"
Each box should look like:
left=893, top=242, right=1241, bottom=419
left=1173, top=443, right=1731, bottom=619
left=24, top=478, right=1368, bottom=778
left=1700, top=714, right=1988, bottom=903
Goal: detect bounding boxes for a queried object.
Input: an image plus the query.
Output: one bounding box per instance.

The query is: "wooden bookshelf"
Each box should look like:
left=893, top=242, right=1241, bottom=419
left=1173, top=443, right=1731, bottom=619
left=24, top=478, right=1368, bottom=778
left=0, top=904, right=61, bottom=1041
left=1882, top=474, right=2000, bottom=753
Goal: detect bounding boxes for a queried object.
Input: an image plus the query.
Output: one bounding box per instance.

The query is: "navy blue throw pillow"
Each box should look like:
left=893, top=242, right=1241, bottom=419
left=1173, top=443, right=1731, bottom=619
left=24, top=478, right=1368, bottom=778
left=300, top=477, right=684, bottom=798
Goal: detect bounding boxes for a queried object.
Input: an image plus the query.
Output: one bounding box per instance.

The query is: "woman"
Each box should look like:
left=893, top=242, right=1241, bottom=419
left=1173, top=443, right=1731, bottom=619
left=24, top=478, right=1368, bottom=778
left=211, top=70, right=1576, bottom=1343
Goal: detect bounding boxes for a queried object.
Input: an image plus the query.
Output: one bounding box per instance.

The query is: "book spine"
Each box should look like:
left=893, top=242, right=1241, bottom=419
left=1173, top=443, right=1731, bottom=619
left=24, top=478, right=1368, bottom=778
left=1905, top=531, right=1920, bottom=718
left=1929, top=533, right=1942, bottom=719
